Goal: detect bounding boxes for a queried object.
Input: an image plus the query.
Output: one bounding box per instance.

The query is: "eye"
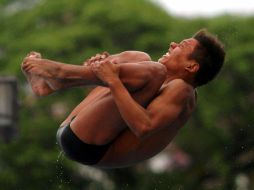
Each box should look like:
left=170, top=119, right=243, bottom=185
left=179, top=43, right=185, bottom=48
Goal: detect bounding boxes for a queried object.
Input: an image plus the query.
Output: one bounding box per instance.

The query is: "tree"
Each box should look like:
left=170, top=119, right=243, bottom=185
left=0, top=0, right=253, bottom=189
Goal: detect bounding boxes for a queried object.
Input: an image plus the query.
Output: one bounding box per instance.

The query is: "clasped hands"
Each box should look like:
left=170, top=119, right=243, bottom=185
left=84, top=52, right=120, bottom=86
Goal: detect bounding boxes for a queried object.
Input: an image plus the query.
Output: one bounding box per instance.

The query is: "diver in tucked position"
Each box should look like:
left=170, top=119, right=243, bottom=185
left=21, top=29, right=225, bottom=168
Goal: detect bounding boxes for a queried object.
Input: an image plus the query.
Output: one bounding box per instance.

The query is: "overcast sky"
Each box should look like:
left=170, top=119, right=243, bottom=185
left=153, top=0, right=254, bottom=17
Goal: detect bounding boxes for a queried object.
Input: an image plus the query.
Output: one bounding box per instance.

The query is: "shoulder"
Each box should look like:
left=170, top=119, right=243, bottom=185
left=161, top=79, right=195, bottom=103
left=146, top=79, right=195, bottom=129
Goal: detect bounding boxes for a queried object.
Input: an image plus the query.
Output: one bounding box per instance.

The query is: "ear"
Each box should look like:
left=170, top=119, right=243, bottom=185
left=185, top=61, right=199, bottom=73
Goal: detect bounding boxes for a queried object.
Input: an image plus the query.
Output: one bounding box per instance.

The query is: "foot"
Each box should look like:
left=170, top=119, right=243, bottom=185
left=22, top=52, right=54, bottom=96
left=22, top=52, right=88, bottom=95
left=22, top=55, right=61, bottom=79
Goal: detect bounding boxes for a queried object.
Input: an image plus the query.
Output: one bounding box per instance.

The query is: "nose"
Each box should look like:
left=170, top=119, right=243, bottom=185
left=170, top=42, right=178, bottom=50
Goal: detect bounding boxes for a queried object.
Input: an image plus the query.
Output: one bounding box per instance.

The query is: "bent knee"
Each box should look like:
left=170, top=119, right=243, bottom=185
left=140, top=63, right=167, bottom=95
left=119, top=61, right=166, bottom=91
left=120, top=51, right=152, bottom=62
left=147, top=62, right=167, bottom=84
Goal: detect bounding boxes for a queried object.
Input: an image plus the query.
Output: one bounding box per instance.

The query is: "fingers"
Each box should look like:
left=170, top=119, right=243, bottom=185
left=83, top=51, right=110, bottom=66
left=90, top=60, right=115, bottom=74
left=90, top=54, right=104, bottom=62
left=90, top=59, right=119, bottom=86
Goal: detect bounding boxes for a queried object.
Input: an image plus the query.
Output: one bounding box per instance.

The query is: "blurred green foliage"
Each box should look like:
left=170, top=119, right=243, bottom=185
left=0, top=0, right=253, bottom=189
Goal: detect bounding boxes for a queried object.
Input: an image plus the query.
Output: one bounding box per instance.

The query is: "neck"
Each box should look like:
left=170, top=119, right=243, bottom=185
left=164, top=72, right=197, bottom=88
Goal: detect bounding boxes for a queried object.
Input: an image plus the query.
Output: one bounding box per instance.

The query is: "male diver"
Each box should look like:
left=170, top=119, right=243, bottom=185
left=22, top=29, right=225, bottom=168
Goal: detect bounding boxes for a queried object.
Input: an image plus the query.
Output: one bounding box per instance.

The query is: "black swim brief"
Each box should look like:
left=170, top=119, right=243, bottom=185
left=56, top=124, right=112, bottom=165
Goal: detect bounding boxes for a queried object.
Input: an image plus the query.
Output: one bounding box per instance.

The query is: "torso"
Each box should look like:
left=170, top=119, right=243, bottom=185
left=91, top=82, right=197, bottom=168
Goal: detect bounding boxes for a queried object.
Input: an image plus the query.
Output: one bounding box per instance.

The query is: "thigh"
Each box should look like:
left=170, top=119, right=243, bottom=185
left=70, top=77, right=162, bottom=145
left=60, top=86, right=109, bottom=127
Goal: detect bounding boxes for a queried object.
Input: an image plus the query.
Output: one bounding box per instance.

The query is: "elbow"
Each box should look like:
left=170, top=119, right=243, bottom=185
left=157, top=64, right=167, bottom=81
left=134, top=123, right=153, bottom=140
left=130, top=51, right=152, bottom=62
left=149, top=63, right=167, bottom=82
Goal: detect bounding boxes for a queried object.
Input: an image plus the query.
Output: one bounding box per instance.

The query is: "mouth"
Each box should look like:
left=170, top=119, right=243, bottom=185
left=163, top=52, right=170, bottom=57
left=159, top=52, right=170, bottom=63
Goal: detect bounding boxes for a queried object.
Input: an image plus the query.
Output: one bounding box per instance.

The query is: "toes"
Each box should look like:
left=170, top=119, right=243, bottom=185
left=102, top=51, right=109, bottom=57
left=22, top=62, right=33, bottom=72
left=28, top=51, right=42, bottom=58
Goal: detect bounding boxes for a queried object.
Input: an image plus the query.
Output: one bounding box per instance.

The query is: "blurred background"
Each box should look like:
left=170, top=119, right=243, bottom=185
left=0, top=0, right=253, bottom=189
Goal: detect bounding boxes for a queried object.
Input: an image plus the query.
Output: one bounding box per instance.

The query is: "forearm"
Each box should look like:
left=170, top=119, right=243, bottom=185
left=109, top=78, right=151, bottom=138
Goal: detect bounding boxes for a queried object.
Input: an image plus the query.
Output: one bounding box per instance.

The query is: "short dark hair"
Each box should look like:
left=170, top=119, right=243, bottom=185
left=189, top=29, right=225, bottom=86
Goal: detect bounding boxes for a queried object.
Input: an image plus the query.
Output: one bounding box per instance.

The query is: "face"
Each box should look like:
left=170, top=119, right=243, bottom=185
left=158, top=38, right=199, bottom=71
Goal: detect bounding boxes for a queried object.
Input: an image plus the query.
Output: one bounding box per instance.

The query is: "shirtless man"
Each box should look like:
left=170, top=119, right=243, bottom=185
left=22, top=29, right=225, bottom=168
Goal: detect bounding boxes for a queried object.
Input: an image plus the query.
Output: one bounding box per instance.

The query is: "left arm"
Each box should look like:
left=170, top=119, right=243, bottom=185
left=109, top=79, right=192, bottom=139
